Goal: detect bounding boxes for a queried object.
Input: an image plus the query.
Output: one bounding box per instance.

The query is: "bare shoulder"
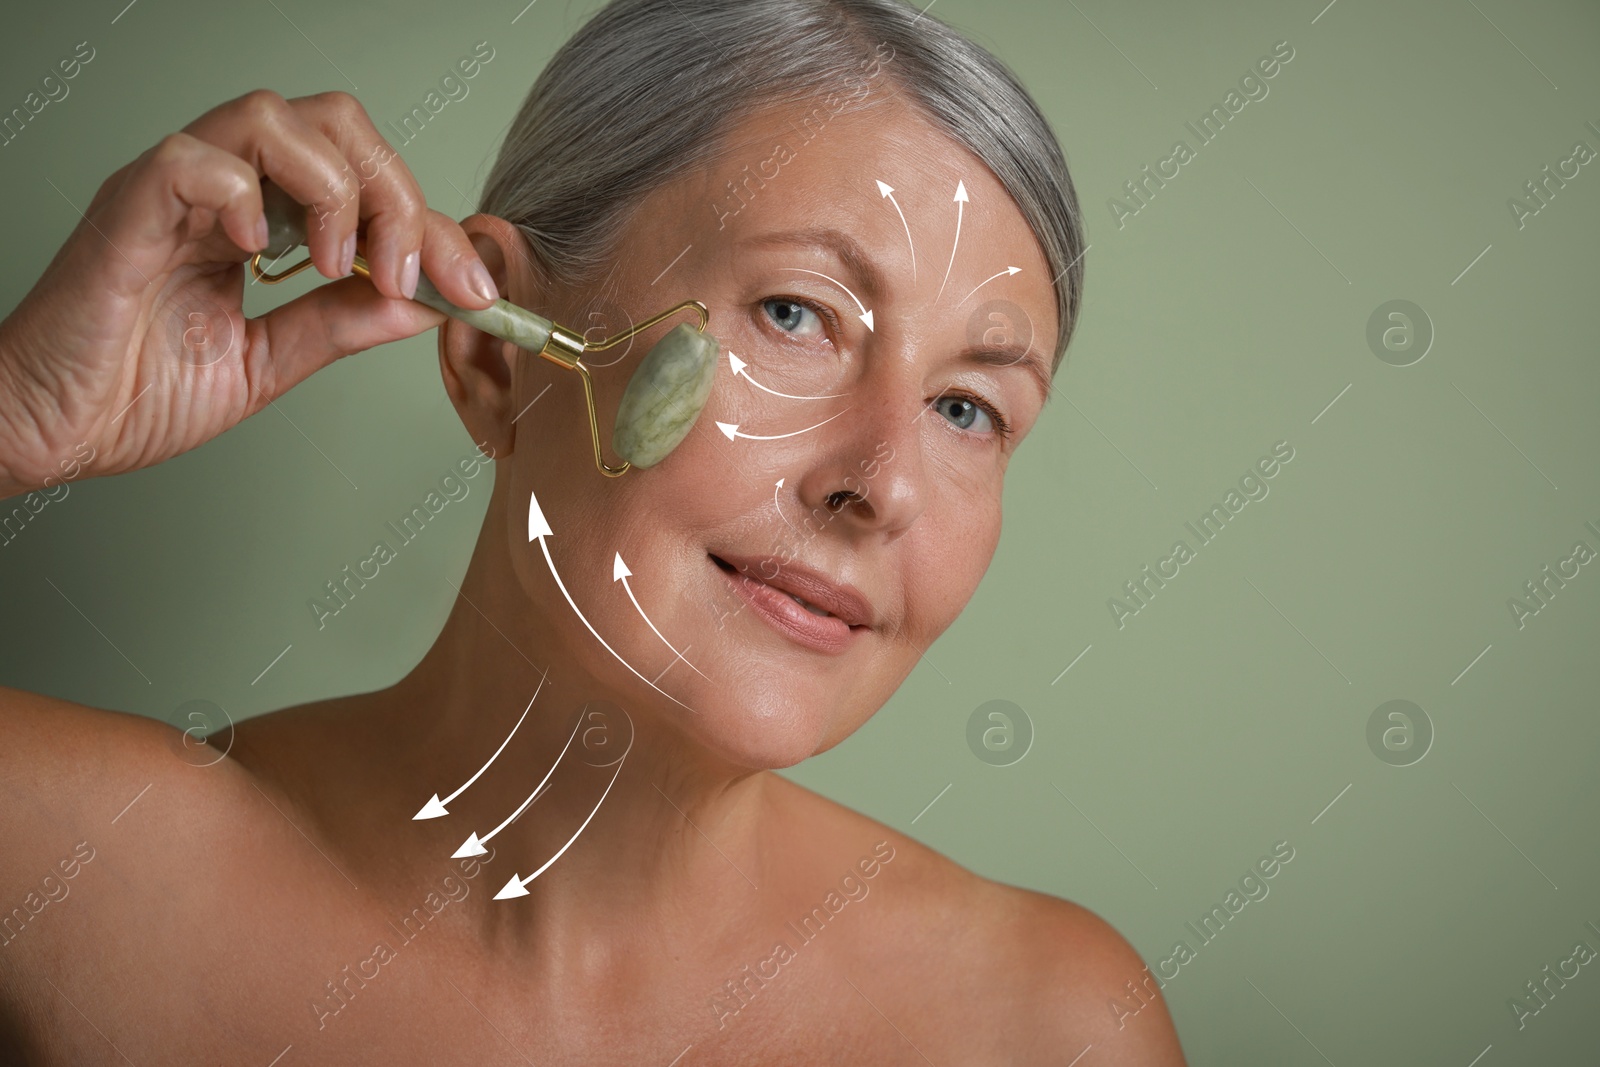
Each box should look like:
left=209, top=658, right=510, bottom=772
left=0, top=682, right=247, bottom=801
left=0, top=684, right=264, bottom=900
left=971, top=882, right=1188, bottom=1065
left=767, top=774, right=1188, bottom=1065
left=0, top=686, right=289, bottom=1024
left=2, top=683, right=168, bottom=814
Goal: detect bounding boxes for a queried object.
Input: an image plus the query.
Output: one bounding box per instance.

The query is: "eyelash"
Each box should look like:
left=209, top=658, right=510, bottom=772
left=761, top=293, right=1014, bottom=441
left=946, top=392, right=1014, bottom=440
left=764, top=292, right=842, bottom=338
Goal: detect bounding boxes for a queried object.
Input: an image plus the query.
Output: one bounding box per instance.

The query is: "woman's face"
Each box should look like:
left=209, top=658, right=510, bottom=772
left=470, top=95, right=1058, bottom=770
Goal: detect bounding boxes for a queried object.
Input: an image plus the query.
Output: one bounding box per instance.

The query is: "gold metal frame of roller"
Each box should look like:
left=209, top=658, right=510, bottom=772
left=250, top=250, right=709, bottom=478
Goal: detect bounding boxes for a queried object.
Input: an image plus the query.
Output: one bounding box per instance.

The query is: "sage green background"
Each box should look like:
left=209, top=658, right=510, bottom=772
left=2, top=0, right=1598, bottom=1062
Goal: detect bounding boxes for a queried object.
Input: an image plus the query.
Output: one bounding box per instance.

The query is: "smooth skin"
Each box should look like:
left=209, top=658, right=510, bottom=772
left=0, top=88, right=1186, bottom=1064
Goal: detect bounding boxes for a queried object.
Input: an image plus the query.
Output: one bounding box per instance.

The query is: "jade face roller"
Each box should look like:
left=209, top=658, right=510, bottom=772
left=248, top=180, right=719, bottom=476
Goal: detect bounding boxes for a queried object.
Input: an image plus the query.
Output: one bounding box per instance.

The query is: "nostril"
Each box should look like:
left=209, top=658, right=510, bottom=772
left=826, top=490, right=864, bottom=511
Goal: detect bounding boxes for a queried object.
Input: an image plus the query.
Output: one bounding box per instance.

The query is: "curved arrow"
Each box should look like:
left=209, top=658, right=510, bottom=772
left=727, top=352, right=847, bottom=400
left=613, top=553, right=710, bottom=681
left=935, top=180, right=969, bottom=302
left=414, top=673, right=546, bottom=820
left=528, top=490, right=696, bottom=715
left=877, top=180, right=916, bottom=281
left=774, top=478, right=795, bottom=531
left=779, top=268, right=874, bottom=332
left=452, top=708, right=584, bottom=859
left=959, top=266, right=1020, bottom=306
left=493, top=728, right=635, bottom=900
left=716, top=408, right=849, bottom=442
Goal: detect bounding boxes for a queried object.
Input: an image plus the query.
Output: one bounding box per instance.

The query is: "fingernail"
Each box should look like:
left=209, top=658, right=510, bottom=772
left=253, top=213, right=270, bottom=251
left=467, top=259, right=498, bottom=304
left=401, top=250, right=420, bottom=300
left=340, top=232, right=357, bottom=277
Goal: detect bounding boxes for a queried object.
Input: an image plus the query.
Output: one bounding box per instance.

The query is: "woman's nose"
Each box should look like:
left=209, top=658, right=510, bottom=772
left=793, top=365, right=929, bottom=541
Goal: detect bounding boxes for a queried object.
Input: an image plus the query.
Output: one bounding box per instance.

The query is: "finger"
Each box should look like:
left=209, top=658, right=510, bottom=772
left=243, top=273, right=449, bottom=407
left=285, top=92, right=497, bottom=311
left=416, top=208, right=503, bottom=310
left=181, top=89, right=363, bottom=282
left=84, top=133, right=269, bottom=299
left=285, top=91, right=426, bottom=303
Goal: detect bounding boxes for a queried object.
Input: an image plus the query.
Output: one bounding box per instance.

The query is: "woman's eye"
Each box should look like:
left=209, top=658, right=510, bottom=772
left=933, top=395, right=994, bottom=434
left=762, top=298, right=825, bottom=339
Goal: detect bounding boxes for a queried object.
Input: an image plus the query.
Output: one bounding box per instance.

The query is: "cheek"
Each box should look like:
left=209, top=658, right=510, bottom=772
left=509, top=374, right=640, bottom=609
left=904, top=469, right=1004, bottom=635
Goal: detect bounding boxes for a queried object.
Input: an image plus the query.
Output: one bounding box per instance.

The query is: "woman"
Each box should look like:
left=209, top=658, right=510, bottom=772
left=0, top=0, right=1186, bottom=1061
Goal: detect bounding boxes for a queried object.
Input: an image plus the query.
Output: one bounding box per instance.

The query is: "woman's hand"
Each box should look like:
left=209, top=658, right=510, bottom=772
left=0, top=89, right=499, bottom=497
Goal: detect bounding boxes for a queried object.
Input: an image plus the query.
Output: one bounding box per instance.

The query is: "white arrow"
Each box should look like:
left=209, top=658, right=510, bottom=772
left=935, top=180, right=968, bottom=302
left=613, top=553, right=710, bottom=681
left=528, top=490, right=697, bottom=715
left=960, top=266, right=1020, bottom=306
left=717, top=408, right=849, bottom=442
left=877, top=180, right=916, bottom=282
left=780, top=268, right=873, bottom=331
left=453, top=708, right=583, bottom=858
left=774, top=478, right=795, bottom=530
left=493, top=729, right=634, bottom=900
left=414, top=674, right=547, bottom=820
left=727, top=352, right=847, bottom=400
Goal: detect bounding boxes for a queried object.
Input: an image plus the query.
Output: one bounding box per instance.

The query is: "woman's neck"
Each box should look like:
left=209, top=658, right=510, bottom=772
left=341, top=483, right=778, bottom=974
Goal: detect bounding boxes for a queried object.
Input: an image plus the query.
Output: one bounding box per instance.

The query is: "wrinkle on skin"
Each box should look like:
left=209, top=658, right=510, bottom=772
left=343, top=92, right=1060, bottom=971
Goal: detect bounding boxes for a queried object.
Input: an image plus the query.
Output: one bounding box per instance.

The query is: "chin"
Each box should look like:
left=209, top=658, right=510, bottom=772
left=674, top=682, right=835, bottom=771
left=652, top=548, right=884, bottom=769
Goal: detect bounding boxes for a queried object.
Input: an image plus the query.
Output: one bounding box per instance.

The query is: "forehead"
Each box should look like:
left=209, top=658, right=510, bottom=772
left=635, top=95, right=1059, bottom=350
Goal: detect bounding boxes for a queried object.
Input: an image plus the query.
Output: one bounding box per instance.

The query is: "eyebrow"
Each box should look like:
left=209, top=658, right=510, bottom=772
left=959, top=346, right=1054, bottom=405
left=740, top=227, right=890, bottom=307
left=739, top=227, right=1055, bottom=404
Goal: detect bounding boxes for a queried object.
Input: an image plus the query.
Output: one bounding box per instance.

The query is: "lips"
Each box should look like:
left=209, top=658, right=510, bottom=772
left=710, top=556, right=870, bottom=655
left=710, top=552, right=874, bottom=628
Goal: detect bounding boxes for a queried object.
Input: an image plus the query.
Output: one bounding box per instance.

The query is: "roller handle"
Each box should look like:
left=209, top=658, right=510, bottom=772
left=258, top=178, right=555, bottom=353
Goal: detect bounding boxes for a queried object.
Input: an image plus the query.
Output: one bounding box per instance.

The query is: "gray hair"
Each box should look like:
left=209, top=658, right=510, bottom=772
left=479, top=0, right=1086, bottom=374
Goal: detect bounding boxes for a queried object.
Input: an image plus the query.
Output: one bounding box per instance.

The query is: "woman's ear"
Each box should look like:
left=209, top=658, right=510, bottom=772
left=438, top=214, right=549, bottom=459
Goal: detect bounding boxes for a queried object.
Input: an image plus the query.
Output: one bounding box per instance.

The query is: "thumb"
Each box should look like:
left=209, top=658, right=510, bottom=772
left=244, top=271, right=449, bottom=403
